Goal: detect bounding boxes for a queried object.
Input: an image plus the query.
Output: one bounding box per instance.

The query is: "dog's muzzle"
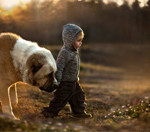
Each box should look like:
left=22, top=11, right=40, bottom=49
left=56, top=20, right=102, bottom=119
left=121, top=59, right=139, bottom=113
left=39, top=77, right=58, bottom=92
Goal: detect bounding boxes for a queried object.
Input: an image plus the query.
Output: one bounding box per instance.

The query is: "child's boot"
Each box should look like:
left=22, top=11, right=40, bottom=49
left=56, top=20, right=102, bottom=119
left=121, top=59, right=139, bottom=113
left=73, top=111, right=92, bottom=118
left=41, top=107, right=58, bottom=118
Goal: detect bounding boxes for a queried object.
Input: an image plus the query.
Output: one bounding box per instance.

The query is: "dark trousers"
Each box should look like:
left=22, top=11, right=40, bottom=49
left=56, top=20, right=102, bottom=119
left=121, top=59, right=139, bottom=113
left=48, top=81, right=86, bottom=115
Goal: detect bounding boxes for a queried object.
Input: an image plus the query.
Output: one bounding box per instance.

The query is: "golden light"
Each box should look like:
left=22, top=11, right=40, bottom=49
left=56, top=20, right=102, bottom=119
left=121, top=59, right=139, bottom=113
left=103, top=0, right=148, bottom=7
left=0, top=0, right=31, bottom=10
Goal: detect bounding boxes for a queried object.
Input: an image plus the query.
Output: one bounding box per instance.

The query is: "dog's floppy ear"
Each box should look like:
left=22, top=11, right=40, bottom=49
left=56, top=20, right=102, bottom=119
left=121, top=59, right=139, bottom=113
left=26, top=53, right=45, bottom=74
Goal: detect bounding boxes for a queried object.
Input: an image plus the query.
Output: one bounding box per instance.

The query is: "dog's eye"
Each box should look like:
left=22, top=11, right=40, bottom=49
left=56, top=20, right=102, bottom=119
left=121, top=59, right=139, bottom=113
left=32, top=65, right=42, bottom=74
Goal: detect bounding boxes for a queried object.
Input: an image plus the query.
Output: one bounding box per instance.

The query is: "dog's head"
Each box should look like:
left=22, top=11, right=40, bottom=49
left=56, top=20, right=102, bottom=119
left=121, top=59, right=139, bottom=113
left=23, top=50, right=57, bottom=92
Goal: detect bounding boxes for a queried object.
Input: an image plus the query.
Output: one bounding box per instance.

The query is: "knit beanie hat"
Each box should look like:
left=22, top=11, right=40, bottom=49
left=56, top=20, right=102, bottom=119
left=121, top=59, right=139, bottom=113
left=62, top=24, right=83, bottom=49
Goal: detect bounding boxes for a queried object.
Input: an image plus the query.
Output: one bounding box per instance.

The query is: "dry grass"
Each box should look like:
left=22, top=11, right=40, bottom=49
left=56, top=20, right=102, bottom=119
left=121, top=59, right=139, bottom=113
left=0, top=43, right=150, bottom=131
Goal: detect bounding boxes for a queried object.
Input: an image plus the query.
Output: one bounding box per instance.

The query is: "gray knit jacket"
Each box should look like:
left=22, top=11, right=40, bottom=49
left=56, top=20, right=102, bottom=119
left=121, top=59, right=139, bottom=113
left=56, top=24, right=83, bottom=83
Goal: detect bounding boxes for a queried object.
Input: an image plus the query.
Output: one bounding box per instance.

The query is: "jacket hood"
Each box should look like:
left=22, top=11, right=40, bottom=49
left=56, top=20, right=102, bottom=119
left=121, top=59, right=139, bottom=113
left=62, top=24, right=83, bottom=50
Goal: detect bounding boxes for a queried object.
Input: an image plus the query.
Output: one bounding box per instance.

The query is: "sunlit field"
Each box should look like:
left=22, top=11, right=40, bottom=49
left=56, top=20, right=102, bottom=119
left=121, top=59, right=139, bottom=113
left=1, top=0, right=150, bottom=131
left=0, top=43, right=150, bottom=131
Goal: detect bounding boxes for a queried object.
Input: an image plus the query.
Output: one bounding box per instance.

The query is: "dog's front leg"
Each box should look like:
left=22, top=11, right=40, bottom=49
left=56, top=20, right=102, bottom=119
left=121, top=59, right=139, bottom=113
left=10, top=83, right=18, bottom=106
left=1, top=87, right=18, bottom=120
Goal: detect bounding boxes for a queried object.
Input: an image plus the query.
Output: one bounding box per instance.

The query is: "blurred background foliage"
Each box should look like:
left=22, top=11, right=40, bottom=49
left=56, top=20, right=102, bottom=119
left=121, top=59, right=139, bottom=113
left=0, top=0, right=150, bottom=44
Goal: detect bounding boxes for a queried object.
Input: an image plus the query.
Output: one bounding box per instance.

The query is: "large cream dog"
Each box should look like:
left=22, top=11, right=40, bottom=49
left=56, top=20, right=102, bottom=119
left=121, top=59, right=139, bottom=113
left=0, top=32, right=57, bottom=119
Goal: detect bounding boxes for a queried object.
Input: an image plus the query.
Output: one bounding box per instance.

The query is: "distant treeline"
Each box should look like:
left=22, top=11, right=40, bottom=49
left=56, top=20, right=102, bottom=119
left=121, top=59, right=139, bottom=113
left=0, top=0, right=150, bottom=44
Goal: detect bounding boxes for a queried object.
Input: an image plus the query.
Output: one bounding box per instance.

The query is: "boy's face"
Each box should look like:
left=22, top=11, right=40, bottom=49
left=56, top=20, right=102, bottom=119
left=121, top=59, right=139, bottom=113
left=74, top=32, right=84, bottom=50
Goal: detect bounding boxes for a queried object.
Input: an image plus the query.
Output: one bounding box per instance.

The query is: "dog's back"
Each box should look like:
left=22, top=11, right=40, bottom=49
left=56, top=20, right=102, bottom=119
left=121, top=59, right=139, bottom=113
left=0, top=32, right=19, bottom=85
left=0, top=32, right=19, bottom=51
